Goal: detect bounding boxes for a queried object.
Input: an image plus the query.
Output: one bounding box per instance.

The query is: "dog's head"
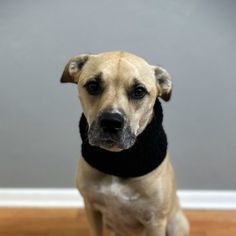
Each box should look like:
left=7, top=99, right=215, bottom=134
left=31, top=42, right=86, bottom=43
left=61, top=51, right=172, bottom=152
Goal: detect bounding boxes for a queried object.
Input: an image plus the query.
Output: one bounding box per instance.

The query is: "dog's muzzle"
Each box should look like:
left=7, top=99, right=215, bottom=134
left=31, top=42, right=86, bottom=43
left=88, top=111, right=136, bottom=151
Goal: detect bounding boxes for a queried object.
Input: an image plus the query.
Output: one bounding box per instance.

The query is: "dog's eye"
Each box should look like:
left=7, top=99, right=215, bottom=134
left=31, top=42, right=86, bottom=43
left=85, top=81, right=101, bottom=95
left=130, top=86, right=147, bottom=99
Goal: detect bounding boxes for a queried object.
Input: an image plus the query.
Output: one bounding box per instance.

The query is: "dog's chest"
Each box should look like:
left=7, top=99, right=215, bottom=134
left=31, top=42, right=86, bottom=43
left=83, top=176, right=155, bottom=235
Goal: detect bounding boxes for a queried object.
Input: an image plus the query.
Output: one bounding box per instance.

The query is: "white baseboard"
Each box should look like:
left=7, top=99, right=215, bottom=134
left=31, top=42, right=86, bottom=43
left=0, top=189, right=83, bottom=208
left=0, top=189, right=235, bottom=210
left=177, top=190, right=236, bottom=210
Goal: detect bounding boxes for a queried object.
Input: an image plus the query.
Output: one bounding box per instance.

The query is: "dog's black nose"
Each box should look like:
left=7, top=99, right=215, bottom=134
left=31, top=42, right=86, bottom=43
left=99, top=112, right=124, bottom=133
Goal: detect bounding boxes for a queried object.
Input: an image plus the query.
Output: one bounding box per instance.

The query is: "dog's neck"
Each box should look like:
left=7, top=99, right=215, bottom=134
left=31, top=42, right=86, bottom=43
left=79, top=99, right=168, bottom=178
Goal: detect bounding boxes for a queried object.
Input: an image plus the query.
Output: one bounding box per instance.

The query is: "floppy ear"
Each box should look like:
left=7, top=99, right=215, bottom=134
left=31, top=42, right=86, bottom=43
left=60, top=54, right=89, bottom=84
left=153, top=65, right=172, bottom=101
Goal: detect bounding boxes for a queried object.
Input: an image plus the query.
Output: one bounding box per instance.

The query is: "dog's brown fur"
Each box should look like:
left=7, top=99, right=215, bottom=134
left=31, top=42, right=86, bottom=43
left=61, top=51, right=189, bottom=236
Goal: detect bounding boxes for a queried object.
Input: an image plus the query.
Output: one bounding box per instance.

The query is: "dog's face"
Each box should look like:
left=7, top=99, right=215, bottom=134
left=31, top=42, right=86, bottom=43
left=61, top=51, right=172, bottom=152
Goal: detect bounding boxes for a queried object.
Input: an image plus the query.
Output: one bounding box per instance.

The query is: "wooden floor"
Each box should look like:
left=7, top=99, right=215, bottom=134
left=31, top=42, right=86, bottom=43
left=0, top=208, right=235, bottom=236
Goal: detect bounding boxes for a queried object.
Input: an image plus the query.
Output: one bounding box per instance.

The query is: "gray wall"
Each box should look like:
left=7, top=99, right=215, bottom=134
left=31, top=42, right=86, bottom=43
left=0, top=0, right=235, bottom=189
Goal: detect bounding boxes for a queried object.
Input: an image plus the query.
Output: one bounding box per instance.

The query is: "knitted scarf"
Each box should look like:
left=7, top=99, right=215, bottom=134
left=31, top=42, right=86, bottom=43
left=79, top=98, right=167, bottom=178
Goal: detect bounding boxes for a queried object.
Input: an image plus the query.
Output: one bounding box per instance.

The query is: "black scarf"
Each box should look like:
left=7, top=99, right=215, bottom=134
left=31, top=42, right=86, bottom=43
left=79, top=99, right=168, bottom=178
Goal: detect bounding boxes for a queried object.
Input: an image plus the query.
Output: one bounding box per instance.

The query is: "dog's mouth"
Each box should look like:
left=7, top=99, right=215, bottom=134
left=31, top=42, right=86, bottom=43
left=98, top=139, right=123, bottom=152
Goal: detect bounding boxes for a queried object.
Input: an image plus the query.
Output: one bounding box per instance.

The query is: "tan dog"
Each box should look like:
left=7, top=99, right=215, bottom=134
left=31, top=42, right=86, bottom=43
left=61, top=51, right=189, bottom=236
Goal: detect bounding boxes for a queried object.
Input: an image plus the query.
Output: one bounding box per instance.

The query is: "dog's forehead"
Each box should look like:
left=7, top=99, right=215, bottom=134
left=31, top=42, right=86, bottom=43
left=83, top=51, right=155, bottom=85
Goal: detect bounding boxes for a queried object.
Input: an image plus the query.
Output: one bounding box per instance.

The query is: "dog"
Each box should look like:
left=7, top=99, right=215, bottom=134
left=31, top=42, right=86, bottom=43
left=60, top=51, right=189, bottom=236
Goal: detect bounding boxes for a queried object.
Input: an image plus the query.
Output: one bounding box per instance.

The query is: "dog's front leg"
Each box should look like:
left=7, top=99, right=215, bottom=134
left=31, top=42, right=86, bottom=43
left=84, top=200, right=103, bottom=236
left=145, top=218, right=167, bottom=236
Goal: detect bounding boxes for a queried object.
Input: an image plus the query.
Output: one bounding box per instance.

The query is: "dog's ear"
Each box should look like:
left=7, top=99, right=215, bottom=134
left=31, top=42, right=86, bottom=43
left=153, top=65, right=172, bottom=101
left=60, top=54, right=89, bottom=84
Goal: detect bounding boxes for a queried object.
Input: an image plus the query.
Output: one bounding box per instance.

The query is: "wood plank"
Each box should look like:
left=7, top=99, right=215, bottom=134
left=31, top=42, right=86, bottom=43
left=0, top=208, right=235, bottom=236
